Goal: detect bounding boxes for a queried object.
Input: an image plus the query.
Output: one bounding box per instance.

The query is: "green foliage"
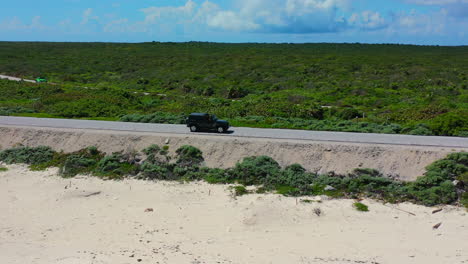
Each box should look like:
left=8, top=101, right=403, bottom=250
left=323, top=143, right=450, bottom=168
left=202, top=168, right=232, bottom=184
left=94, top=153, right=137, bottom=179
left=337, top=108, right=362, bottom=120
left=142, top=144, right=170, bottom=164
left=58, top=147, right=104, bottom=177
left=139, top=162, right=171, bottom=180
left=0, top=167, right=8, bottom=172
left=175, top=145, right=204, bottom=167
left=0, top=106, right=34, bottom=116
left=61, top=155, right=97, bottom=177
left=461, top=193, right=468, bottom=209
left=233, top=185, right=249, bottom=196
left=276, top=185, right=300, bottom=196
left=0, top=143, right=466, bottom=208
left=121, top=112, right=185, bottom=124
left=429, top=111, right=468, bottom=136
left=0, top=42, right=466, bottom=136
left=354, top=202, right=369, bottom=212
left=0, top=146, right=55, bottom=165
left=408, top=181, right=457, bottom=206
left=230, top=156, right=281, bottom=185
left=407, top=152, right=467, bottom=205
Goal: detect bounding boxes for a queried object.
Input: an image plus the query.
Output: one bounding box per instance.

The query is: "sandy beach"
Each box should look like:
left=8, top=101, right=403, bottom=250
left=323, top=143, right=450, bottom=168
left=0, top=164, right=467, bottom=264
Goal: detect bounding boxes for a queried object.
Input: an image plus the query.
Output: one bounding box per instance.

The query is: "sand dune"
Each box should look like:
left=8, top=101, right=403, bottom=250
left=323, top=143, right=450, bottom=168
left=0, top=164, right=467, bottom=264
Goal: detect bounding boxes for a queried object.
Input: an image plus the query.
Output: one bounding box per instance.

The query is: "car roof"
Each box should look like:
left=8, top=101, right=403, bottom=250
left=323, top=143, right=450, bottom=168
left=189, top=113, right=209, bottom=116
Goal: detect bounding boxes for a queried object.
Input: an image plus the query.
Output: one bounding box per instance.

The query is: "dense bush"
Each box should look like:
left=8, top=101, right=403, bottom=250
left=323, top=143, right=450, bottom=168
left=94, top=153, right=137, bottom=178
left=406, top=152, right=467, bottom=205
left=0, top=42, right=466, bottom=136
left=139, top=162, right=171, bottom=180
left=121, top=112, right=186, bottom=124
left=429, top=111, right=468, bottom=136
left=142, top=144, right=170, bottom=164
left=0, top=106, right=35, bottom=116
left=59, top=147, right=104, bottom=177
left=175, top=145, right=204, bottom=167
left=230, top=156, right=282, bottom=185
left=0, top=146, right=55, bottom=165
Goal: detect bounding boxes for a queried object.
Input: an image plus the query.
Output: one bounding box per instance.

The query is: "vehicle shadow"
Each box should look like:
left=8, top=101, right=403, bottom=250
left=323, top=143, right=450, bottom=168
left=193, top=130, right=234, bottom=134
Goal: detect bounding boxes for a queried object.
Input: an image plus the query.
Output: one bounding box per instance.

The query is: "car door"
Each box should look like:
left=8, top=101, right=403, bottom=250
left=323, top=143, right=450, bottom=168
left=200, top=115, right=211, bottom=129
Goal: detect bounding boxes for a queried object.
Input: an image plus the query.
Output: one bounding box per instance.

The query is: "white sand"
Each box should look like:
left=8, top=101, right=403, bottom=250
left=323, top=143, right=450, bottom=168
left=0, top=165, right=467, bottom=264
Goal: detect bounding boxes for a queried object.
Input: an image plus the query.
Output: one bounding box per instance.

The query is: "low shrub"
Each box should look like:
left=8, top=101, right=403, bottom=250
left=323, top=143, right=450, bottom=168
left=461, top=192, right=468, bottom=209
left=233, top=185, right=249, bottom=196
left=407, top=152, right=467, bottom=205
left=142, top=144, right=170, bottom=164
left=94, top=153, right=137, bottom=179
left=61, top=155, right=97, bottom=177
left=0, top=106, right=35, bottom=116
left=202, top=167, right=232, bottom=184
left=354, top=202, right=369, bottom=212
left=120, top=112, right=185, bottom=124
left=0, top=146, right=55, bottom=165
left=276, top=185, right=300, bottom=196
left=175, top=145, right=204, bottom=167
left=0, top=143, right=465, bottom=209
left=59, top=147, right=105, bottom=177
left=230, top=156, right=281, bottom=185
left=139, top=162, right=171, bottom=180
left=0, top=166, right=7, bottom=172
left=429, top=111, right=468, bottom=136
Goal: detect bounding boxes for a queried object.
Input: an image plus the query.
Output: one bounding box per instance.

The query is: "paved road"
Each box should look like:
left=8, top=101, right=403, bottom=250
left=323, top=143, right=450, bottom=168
left=0, top=75, right=35, bottom=83
left=1, top=116, right=467, bottom=148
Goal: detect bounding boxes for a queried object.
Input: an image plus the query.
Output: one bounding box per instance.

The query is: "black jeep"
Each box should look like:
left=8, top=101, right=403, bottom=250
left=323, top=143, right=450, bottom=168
left=186, top=113, right=230, bottom=133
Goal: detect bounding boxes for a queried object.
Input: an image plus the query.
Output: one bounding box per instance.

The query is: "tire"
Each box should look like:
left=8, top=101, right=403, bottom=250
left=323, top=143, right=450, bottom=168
left=217, top=126, right=225, bottom=133
left=190, top=125, right=198, bottom=132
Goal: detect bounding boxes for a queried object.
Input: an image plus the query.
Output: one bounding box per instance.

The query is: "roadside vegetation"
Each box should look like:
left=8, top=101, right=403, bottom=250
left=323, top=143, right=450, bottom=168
left=0, top=42, right=466, bottom=136
left=0, top=145, right=466, bottom=208
left=354, top=202, right=369, bottom=212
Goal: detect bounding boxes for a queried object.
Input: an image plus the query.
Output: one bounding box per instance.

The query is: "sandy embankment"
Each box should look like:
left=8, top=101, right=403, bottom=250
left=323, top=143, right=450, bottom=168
left=0, top=165, right=466, bottom=264
left=1, top=126, right=466, bottom=181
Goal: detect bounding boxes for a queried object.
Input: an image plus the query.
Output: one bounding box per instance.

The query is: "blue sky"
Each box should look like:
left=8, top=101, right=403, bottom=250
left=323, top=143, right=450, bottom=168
left=0, top=0, right=467, bottom=45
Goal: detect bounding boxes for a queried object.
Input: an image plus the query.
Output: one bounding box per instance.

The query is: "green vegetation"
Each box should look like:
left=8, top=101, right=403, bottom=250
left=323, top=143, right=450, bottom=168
left=0, top=42, right=466, bottom=136
left=232, top=185, right=249, bottom=196
left=354, top=202, right=369, bottom=212
left=0, top=146, right=55, bottom=165
left=0, top=144, right=466, bottom=208
left=0, top=167, right=8, bottom=172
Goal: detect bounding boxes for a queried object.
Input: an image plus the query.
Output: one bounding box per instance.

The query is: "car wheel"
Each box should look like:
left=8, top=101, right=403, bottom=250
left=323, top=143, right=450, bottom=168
left=217, top=126, right=225, bottom=133
left=190, top=125, right=198, bottom=132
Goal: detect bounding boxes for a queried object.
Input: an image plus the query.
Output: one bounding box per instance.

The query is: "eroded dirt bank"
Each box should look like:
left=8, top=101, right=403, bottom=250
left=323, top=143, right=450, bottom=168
left=1, top=125, right=466, bottom=181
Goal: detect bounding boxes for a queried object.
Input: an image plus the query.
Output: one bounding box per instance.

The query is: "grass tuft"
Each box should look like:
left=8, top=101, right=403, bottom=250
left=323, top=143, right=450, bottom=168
left=354, top=202, right=369, bottom=212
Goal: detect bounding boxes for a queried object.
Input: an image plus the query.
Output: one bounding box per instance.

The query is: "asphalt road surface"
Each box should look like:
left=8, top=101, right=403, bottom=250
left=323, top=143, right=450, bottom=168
left=1, top=116, right=467, bottom=148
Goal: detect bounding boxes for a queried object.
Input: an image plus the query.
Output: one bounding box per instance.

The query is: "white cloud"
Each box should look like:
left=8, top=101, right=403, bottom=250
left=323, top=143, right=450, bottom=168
left=81, top=8, right=99, bottom=25
left=349, top=11, right=387, bottom=30
left=0, top=16, right=46, bottom=31
left=403, top=0, right=468, bottom=18
left=140, top=0, right=197, bottom=24
left=405, top=0, right=468, bottom=5
left=208, top=0, right=350, bottom=33
left=207, top=11, right=260, bottom=31
left=385, top=8, right=467, bottom=36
